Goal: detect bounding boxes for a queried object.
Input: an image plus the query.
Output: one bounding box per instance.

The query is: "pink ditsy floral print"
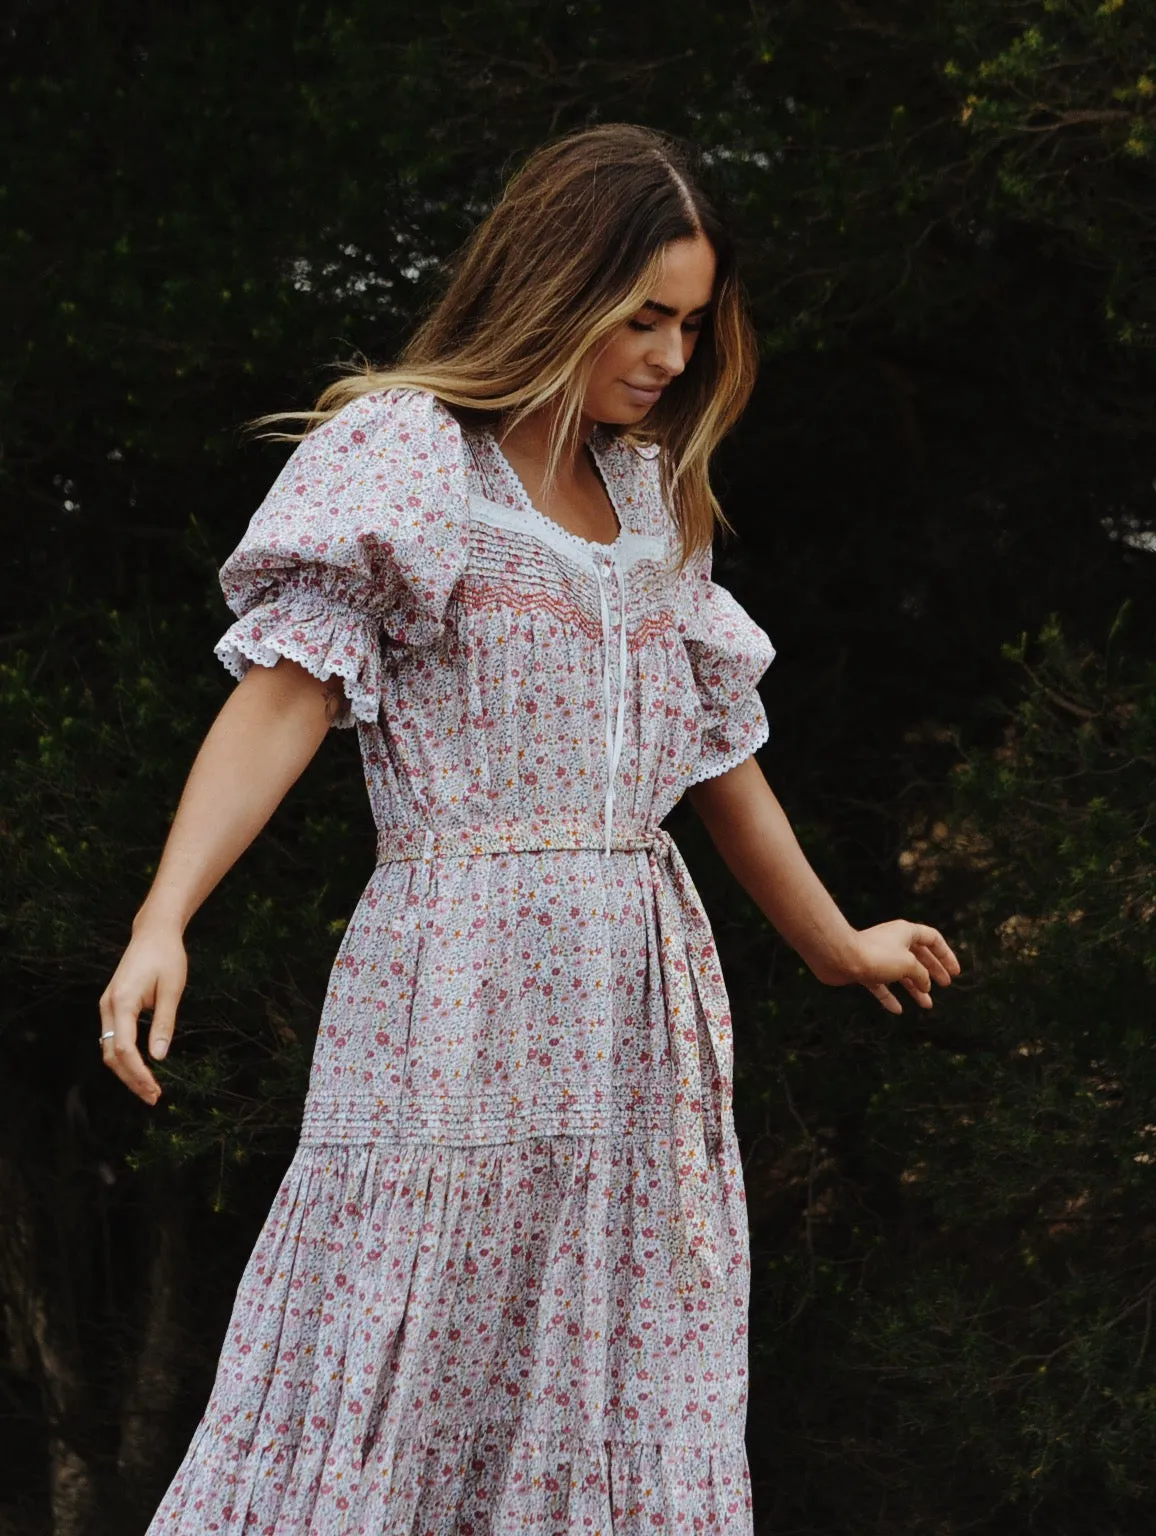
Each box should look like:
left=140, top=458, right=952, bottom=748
left=147, top=387, right=775, bottom=1534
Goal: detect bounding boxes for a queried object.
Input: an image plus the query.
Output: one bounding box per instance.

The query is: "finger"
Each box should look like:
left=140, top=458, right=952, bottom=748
left=867, top=981, right=903, bottom=1015
left=98, top=991, right=119, bottom=1060
left=105, top=985, right=162, bottom=1103
left=148, top=980, right=182, bottom=1061
left=913, top=926, right=962, bottom=978
left=913, top=944, right=954, bottom=987
left=901, top=975, right=934, bottom=1009
left=904, top=955, right=932, bottom=993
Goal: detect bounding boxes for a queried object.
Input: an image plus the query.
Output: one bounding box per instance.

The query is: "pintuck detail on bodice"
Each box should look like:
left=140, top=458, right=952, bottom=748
left=216, top=387, right=774, bottom=837
left=461, top=427, right=670, bottom=856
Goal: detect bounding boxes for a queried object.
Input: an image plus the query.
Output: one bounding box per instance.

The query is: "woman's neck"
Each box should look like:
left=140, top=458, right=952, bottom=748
left=496, top=404, right=596, bottom=478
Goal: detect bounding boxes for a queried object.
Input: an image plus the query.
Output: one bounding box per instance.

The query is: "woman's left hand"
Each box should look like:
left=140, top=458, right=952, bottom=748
left=838, top=920, right=962, bottom=1014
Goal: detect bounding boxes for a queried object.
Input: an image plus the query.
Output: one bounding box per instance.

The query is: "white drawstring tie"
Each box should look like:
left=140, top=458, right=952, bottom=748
left=592, top=554, right=629, bottom=854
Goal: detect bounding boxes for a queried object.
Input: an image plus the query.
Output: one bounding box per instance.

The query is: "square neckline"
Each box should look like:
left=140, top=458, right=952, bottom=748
left=469, top=427, right=628, bottom=553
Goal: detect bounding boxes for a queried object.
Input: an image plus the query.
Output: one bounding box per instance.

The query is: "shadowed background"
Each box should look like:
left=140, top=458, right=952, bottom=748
left=2, top=2, right=1155, bottom=1532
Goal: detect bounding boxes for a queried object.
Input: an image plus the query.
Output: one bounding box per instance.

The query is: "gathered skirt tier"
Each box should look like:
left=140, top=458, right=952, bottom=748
left=149, top=1129, right=752, bottom=1534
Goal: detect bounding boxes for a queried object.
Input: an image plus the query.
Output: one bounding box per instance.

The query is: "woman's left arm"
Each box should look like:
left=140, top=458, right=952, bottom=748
left=686, top=755, right=961, bottom=1014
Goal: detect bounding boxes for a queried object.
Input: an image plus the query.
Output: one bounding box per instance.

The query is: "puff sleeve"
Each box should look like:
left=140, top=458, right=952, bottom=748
left=676, top=541, right=776, bottom=782
left=213, top=388, right=472, bottom=728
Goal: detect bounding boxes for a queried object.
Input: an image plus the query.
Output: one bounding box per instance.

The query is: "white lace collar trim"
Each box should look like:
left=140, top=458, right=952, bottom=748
left=467, top=493, right=669, bottom=574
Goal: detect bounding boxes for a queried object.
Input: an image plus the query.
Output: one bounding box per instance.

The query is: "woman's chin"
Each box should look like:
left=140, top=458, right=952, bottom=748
left=587, top=400, right=654, bottom=428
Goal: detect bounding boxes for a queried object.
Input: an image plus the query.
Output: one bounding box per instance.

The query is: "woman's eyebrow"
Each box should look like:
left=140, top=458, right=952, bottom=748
left=640, top=299, right=712, bottom=318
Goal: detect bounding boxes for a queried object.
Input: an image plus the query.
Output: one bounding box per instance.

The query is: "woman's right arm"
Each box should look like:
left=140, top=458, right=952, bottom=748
left=98, top=658, right=349, bottom=1104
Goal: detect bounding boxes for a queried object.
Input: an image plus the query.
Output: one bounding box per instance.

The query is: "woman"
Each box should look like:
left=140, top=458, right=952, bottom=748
left=102, top=123, right=960, bottom=1533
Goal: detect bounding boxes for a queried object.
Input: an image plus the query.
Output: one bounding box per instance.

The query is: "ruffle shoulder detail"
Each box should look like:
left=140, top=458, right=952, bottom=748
left=675, top=540, right=777, bottom=783
left=214, top=388, right=472, bottom=727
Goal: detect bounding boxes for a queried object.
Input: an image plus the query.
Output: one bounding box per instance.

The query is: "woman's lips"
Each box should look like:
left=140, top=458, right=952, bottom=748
left=622, top=382, right=664, bottom=405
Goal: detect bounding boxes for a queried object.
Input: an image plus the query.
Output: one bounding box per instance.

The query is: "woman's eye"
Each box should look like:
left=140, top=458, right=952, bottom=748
left=628, top=318, right=705, bottom=334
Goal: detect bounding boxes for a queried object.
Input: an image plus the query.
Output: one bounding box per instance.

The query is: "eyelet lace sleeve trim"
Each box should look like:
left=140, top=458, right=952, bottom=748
left=213, top=566, right=382, bottom=728
left=682, top=702, right=771, bottom=786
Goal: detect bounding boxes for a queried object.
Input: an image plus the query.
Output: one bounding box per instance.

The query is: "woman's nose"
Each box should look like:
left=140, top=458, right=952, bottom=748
left=648, top=329, right=686, bottom=377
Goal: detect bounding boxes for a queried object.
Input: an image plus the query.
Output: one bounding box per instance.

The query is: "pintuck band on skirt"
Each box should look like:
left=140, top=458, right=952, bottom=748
left=368, top=816, right=735, bottom=1300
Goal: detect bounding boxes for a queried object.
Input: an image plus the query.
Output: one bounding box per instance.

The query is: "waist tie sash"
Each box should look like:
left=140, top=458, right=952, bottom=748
left=375, top=820, right=734, bottom=1299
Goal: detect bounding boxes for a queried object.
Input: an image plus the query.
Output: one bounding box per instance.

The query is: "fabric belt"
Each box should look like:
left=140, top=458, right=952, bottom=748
left=375, top=820, right=733, bottom=1298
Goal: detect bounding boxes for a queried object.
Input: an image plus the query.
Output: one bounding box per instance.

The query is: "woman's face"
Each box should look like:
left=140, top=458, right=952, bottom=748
left=583, top=233, right=717, bottom=426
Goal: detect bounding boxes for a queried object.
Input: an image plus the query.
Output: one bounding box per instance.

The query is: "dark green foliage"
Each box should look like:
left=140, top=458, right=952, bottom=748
left=3, top=1, right=1155, bottom=1531
left=1, top=569, right=373, bottom=1177
left=855, top=617, right=1156, bottom=1527
left=0, top=574, right=373, bottom=1528
left=690, top=615, right=1156, bottom=1532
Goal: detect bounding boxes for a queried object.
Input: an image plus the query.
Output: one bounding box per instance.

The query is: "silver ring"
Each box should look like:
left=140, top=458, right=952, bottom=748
left=100, top=1031, right=115, bottom=1042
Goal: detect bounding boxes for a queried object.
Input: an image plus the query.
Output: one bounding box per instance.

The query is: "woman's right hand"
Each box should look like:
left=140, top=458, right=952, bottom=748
left=94, top=656, right=342, bottom=1104
left=99, top=920, right=188, bottom=1104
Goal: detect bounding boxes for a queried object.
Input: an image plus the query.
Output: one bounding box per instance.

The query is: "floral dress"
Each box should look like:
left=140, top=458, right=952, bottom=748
left=146, top=386, right=775, bottom=1535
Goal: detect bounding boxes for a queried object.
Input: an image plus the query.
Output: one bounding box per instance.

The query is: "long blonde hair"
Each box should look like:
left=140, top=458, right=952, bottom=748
left=249, top=123, right=758, bottom=567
